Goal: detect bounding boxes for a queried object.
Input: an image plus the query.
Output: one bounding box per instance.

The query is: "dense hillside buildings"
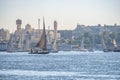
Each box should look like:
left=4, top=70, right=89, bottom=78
left=0, top=18, right=120, bottom=51
left=58, top=30, right=72, bottom=39
left=72, top=24, right=120, bottom=50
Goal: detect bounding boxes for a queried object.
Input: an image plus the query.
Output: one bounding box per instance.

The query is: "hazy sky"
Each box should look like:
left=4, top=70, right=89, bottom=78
left=0, top=0, right=120, bottom=32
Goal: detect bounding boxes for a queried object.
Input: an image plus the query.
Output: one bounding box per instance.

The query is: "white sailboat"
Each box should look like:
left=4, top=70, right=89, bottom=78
left=79, top=36, right=88, bottom=52
left=112, top=39, right=120, bottom=52
left=51, top=39, right=58, bottom=53
left=51, top=20, right=58, bottom=53
left=113, top=39, right=117, bottom=48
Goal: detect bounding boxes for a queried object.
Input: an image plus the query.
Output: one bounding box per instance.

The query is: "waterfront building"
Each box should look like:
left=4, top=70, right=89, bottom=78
left=0, top=28, right=10, bottom=51
left=7, top=19, right=25, bottom=51
left=0, top=28, right=10, bottom=42
left=23, top=24, right=32, bottom=51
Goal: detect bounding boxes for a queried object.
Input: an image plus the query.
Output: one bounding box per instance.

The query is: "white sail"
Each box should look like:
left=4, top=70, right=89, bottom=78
left=81, top=37, right=84, bottom=49
left=79, top=36, right=88, bottom=51
left=52, top=20, right=58, bottom=52
left=53, top=39, right=57, bottom=51
left=101, top=36, right=107, bottom=49
left=113, top=39, right=117, bottom=47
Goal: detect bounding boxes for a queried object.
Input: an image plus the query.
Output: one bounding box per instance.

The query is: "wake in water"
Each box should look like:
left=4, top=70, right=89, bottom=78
left=0, top=69, right=120, bottom=79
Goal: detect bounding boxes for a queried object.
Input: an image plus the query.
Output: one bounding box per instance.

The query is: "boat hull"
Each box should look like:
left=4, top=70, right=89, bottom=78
left=29, top=49, right=49, bottom=54
left=113, top=48, right=120, bottom=52
left=103, top=48, right=120, bottom=52
left=103, top=48, right=113, bottom=52
left=50, top=50, right=58, bottom=53
left=29, top=52, right=49, bottom=54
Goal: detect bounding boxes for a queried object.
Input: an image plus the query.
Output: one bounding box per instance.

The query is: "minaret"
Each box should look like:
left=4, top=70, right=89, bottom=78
left=43, top=17, right=45, bottom=29
left=38, top=18, right=40, bottom=36
left=54, top=20, right=57, bottom=40
left=38, top=18, right=40, bottom=30
left=52, top=20, right=58, bottom=51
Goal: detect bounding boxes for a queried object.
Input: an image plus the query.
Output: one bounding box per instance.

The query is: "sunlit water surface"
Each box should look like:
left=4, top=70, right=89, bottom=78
left=0, top=51, right=120, bottom=80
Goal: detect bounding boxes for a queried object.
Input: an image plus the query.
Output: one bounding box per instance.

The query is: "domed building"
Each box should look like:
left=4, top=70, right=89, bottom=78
left=25, top=24, right=32, bottom=32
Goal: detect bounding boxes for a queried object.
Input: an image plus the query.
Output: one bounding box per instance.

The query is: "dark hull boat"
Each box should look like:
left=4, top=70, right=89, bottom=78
left=0, top=42, right=7, bottom=51
left=29, top=17, right=49, bottom=54
left=103, top=48, right=113, bottom=52
left=113, top=48, right=120, bottom=52
left=103, top=48, right=120, bottom=52
left=113, top=49, right=120, bottom=52
left=30, top=48, right=49, bottom=54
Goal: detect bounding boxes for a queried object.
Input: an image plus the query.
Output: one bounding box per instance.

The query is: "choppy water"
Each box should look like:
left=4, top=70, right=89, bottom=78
left=0, top=51, right=120, bottom=80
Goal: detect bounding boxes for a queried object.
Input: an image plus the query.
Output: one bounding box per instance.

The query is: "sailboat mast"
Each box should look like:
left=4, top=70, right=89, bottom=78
left=35, top=17, right=47, bottom=50
left=43, top=17, right=47, bottom=50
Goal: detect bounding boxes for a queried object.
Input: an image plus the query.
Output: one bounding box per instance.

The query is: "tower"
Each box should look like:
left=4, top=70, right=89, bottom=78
left=16, top=19, right=22, bottom=30
left=52, top=20, right=58, bottom=51
left=16, top=19, right=23, bottom=50
left=54, top=20, right=57, bottom=40
left=38, top=18, right=40, bottom=29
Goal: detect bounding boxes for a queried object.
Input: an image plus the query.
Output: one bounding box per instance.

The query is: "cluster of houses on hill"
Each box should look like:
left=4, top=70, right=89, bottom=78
left=0, top=19, right=120, bottom=52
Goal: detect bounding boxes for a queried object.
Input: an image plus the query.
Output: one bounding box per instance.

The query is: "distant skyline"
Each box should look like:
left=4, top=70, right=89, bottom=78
left=0, top=0, right=120, bottom=32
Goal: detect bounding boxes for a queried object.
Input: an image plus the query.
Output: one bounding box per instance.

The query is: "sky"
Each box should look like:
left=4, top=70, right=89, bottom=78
left=0, top=0, right=120, bottom=32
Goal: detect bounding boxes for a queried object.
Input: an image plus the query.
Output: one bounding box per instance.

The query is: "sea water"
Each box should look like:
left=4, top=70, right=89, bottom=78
left=0, top=51, right=120, bottom=80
